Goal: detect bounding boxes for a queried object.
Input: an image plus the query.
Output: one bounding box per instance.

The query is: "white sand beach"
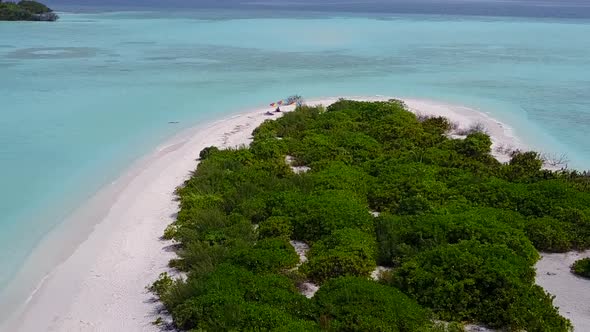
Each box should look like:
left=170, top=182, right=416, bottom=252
left=1, top=96, right=583, bottom=331
left=536, top=250, right=590, bottom=331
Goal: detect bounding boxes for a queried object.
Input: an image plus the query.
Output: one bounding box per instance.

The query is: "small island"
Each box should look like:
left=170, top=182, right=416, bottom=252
left=0, top=0, right=58, bottom=21
left=148, top=99, right=590, bottom=331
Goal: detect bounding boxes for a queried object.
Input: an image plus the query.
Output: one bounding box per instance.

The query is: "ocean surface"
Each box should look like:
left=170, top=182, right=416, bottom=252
left=1, top=4, right=590, bottom=317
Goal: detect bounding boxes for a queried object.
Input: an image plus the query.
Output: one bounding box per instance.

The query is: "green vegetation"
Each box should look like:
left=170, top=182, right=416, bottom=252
left=153, top=100, right=590, bottom=331
left=375, top=209, right=539, bottom=266
left=313, top=277, right=430, bottom=331
left=0, top=0, right=57, bottom=21
left=571, top=257, right=590, bottom=279
left=392, top=240, right=568, bottom=330
left=302, top=228, right=377, bottom=283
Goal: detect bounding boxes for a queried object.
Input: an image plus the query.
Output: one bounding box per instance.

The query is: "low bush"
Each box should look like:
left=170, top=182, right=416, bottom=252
left=375, top=209, right=538, bottom=266
left=231, top=237, right=299, bottom=273
left=393, top=240, right=570, bottom=330
left=198, top=145, right=220, bottom=160
left=258, top=216, right=293, bottom=239
left=571, top=257, right=590, bottom=279
left=165, top=264, right=318, bottom=331
left=302, top=228, right=377, bottom=283
left=313, top=276, right=432, bottom=332
left=268, top=190, right=374, bottom=242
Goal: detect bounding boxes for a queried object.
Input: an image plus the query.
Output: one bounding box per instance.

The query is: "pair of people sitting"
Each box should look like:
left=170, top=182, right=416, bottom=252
left=265, top=106, right=281, bottom=116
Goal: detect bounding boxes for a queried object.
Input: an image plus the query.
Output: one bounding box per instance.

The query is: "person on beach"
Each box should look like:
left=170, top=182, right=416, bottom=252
left=275, top=106, right=281, bottom=113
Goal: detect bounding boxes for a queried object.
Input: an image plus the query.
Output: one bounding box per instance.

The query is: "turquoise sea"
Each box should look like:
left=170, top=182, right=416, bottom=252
left=1, top=8, right=590, bottom=313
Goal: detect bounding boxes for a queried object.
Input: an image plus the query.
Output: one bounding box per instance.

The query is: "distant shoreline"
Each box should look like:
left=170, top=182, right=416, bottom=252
left=27, top=2, right=590, bottom=20
left=0, top=96, right=580, bottom=331
left=0, top=1, right=58, bottom=22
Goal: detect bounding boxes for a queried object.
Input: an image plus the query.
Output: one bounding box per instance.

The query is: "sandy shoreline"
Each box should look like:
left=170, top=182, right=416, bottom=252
left=536, top=250, right=590, bottom=331
left=0, top=96, right=582, bottom=331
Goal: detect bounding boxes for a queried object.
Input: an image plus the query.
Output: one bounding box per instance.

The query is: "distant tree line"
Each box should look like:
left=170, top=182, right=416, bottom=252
left=0, top=0, right=58, bottom=21
left=151, top=100, right=590, bottom=331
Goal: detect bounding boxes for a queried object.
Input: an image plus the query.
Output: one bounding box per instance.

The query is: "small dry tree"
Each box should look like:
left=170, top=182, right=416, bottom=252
left=286, top=95, right=304, bottom=106
left=540, top=152, right=570, bottom=169
left=494, top=143, right=518, bottom=156
left=455, top=122, right=488, bottom=136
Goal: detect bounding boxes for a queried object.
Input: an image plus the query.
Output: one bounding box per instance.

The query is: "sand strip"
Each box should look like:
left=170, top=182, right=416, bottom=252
left=536, top=250, right=590, bottom=331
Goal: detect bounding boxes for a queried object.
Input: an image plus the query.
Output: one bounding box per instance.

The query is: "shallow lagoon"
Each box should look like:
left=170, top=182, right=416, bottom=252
left=1, top=9, right=589, bottom=301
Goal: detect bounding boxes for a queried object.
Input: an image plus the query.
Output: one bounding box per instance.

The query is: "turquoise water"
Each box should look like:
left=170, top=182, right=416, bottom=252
left=1, top=10, right=590, bottom=301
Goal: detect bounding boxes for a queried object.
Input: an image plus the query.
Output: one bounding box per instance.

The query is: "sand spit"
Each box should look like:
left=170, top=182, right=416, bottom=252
left=4, top=102, right=298, bottom=331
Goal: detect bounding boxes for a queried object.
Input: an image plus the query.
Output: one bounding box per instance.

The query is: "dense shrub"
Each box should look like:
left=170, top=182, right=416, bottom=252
left=366, top=162, right=449, bottom=213
left=313, top=276, right=432, bottom=332
left=571, top=257, right=590, bottom=279
left=308, top=162, right=374, bottom=203
left=231, top=237, right=299, bottom=273
left=268, top=190, right=374, bottom=242
left=393, top=240, right=570, bottom=330
left=302, top=228, right=377, bottom=283
left=161, top=264, right=318, bottom=331
left=198, top=145, right=220, bottom=160
left=173, top=209, right=254, bottom=246
left=421, top=116, right=454, bottom=136
left=294, top=133, right=352, bottom=166
left=523, top=216, right=574, bottom=252
left=258, top=216, right=293, bottom=239
left=250, top=138, right=288, bottom=160
left=457, top=132, right=492, bottom=158
left=375, top=209, right=538, bottom=266
left=504, top=151, right=544, bottom=181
